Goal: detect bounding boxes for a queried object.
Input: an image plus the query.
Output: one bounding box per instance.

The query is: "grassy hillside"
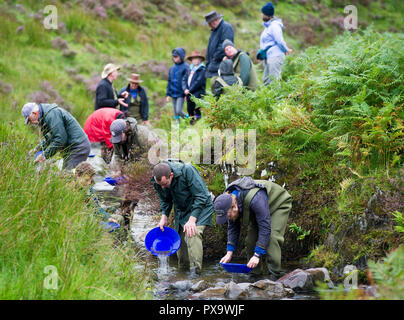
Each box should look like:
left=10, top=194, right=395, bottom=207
left=1, top=0, right=404, bottom=126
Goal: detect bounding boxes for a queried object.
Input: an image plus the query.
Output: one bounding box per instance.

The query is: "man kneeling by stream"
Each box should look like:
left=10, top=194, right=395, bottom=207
left=214, top=176, right=292, bottom=280
left=151, top=160, right=214, bottom=274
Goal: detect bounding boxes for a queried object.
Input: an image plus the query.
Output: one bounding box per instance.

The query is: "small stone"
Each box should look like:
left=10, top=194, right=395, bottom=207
left=198, top=287, right=227, bottom=299
left=190, top=280, right=209, bottom=293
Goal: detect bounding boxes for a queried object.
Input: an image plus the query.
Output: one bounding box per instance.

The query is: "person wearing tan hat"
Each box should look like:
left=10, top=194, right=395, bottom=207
left=95, top=63, right=128, bottom=110
left=118, top=73, right=150, bottom=126
left=182, top=50, right=206, bottom=125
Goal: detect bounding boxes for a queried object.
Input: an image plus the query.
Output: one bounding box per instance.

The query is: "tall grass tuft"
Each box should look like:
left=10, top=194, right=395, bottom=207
left=0, top=123, right=152, bottom=299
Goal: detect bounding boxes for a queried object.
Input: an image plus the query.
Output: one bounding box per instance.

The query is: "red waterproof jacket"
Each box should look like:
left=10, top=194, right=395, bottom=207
left=84, top=108, right=122, bottom=149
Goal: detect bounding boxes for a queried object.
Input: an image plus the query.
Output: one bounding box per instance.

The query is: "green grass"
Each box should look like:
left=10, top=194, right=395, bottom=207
left=0, top=123, right=153, bottom=299
left=0, top=0, right=403, bottom=300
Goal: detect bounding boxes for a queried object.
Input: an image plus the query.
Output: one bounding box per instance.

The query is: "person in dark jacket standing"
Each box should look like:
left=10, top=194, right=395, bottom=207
left=152, top=160, right=214, bottom=274
left=212, top=59, right=242, bottom=98
left=166, top=48, right=189, bottom=124
left=118, top=73, right=150, bottom=126
left=94, top=63, right=128, bottom=110
left=204, top=10, right=234, bottom=90
left=213, top=176, right=292, bottom=279
left=183, top=50, right=206, bottom=125
left=22, top=102, right=91, bottom=170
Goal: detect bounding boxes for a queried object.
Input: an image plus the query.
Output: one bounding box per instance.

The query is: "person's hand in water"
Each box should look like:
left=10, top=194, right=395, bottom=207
left=158, top=214, right=168, bottom=231
left=220, top=251, right=233, bottom=264
left=247, top=255, right=260, bottom=269
left=183, top=216, right=197, bottom=237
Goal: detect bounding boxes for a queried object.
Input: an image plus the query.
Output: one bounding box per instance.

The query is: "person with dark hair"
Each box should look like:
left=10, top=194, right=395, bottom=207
left=118, top=73, right=151, bottom=126
left=213, top=176, right=292, bottom=280
left=84, top=108, right=125, bottom=163
left=204, top=10, right=234, bottom=91
left=151, top=160, right=214, bottom=274
left=258, top=2, right=292, bottom=86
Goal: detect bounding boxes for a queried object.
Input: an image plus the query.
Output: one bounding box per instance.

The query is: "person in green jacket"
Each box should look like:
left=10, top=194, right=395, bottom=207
left=214, top=176, right=292, bottom=279
left=222, top=39, right=258, bottom=91
left=22, top=102, right=90, bottom=170
left=151, top=160, right=214, bottom=274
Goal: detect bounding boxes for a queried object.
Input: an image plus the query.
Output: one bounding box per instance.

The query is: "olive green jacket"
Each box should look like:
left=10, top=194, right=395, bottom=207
left=232, top=51, right=258, bottom=91
left=151, top=160, right=214, bottom=231
left=112, top=117, right=140, bottom=161
left=37, top=103, right=88, bottom=159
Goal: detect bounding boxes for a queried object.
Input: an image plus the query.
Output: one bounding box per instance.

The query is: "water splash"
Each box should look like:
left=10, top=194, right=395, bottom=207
left=157, top=255, right=170, bottom=278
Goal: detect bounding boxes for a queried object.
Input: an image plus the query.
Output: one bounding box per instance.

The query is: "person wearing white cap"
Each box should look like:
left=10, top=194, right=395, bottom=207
left=94, top=63, right=129, bottom=110
left=22, top=102, right=91, bottom=170
left=109, top=117, right=140, bottom=163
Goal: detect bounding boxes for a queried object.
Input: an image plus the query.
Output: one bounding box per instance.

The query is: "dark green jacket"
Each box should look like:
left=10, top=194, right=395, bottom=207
left=151, top=160, right=213, bottom=231
left=37, top=103, right=88, bottom=159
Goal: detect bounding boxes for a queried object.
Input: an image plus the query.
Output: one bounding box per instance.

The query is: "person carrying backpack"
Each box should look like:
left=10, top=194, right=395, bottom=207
left=212, top=59, right=242, bottom=99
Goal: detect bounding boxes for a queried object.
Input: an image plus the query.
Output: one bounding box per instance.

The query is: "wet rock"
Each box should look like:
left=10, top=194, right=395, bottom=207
left=277, top=268, right=333, bottom=292
left=198, top=286, right=227, bottom=299
left=190, top=280, right=209, bottom=293
left=169, top=280, right=193, bottom=291
left=248, top=279, right=294, bottom=299
left=225, top=282, right=249, bottom=299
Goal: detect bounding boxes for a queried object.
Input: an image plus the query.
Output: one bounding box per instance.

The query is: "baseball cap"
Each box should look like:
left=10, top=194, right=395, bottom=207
left=214, top=193, right=233, bottom=225
left=21, top=102, right=38, bottom=124
left=110, top=119, right=127, bottom=144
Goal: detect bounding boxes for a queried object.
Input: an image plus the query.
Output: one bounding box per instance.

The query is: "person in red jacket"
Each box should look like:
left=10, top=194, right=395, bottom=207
left=84, top=108, right=125, bottom=163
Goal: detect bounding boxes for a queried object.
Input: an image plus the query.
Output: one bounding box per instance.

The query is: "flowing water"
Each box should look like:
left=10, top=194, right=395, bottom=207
left=89, top=148, right=319, bottom=300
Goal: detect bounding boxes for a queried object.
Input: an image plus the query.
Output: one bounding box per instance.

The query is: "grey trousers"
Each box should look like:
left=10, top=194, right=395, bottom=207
left=172, top=97, right=187, bottom=119
left=263, top=55, right=285, bottom=86
left=63, top=138, right=91, bottom=170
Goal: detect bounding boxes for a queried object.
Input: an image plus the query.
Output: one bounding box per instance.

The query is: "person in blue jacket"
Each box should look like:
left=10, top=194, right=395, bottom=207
left=204, top=10, right=234, bottom=90
left=182, top=50, right=206, bottom=125
left=166, top=48, right=189, bottom=123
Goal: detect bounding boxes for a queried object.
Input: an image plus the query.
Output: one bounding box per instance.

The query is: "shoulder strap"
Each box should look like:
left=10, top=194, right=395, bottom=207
left=233, top=51, right=246, bottom=70
left=242, top=187, right=261, bottom=226
left=216, top=77, right=229, bottom=87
